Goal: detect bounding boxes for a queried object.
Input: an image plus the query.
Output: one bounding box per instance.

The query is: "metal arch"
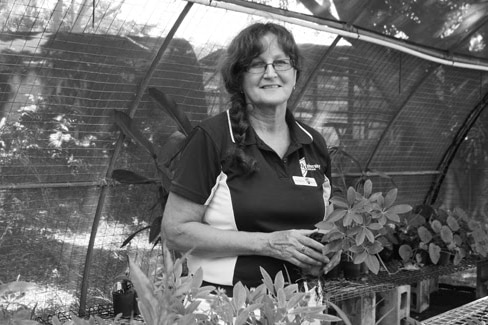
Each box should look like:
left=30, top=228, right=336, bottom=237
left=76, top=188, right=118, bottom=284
left=77, top=2, right=194, bottom=315
left=363, top=63, right=441, bottom=170
left=425, top=89, right=488, bottom=205
left=290, top=35, right=342, bottom=112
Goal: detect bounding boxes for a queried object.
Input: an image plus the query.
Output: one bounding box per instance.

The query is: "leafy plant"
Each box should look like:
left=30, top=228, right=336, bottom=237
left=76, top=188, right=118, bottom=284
left=112, top=87, right=193, bottom=248
left=398, top=206, right=481, bottom=266
left=315, top=179, right=412, bottom=274
left=128, top=241, right=351, bottom=325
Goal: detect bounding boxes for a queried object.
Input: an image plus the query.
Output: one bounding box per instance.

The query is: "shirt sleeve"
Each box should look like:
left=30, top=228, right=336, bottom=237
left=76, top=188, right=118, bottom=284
left=170, top=126, right=222, bottom=205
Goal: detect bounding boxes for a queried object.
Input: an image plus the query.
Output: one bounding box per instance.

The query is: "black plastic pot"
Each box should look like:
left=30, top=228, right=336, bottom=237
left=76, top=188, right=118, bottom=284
left=112, top=280, right=140, bottom=317
left=342, top=261, right=362, bottom=280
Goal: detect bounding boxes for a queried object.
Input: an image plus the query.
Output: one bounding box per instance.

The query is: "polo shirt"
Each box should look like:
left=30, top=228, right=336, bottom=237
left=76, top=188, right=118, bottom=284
left=170, top=109, right=332, bottom=288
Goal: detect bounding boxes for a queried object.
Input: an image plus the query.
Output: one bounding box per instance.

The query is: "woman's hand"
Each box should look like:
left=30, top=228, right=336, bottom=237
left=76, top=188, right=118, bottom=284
left=265, top=229, right=330, bottom=269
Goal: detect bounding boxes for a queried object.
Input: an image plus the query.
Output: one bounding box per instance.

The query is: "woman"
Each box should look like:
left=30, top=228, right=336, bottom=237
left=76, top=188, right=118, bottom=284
left=162, top=22, right=332, bottom=293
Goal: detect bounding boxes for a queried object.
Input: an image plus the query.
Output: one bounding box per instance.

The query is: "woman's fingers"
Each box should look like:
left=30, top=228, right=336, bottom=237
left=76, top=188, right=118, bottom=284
left=267, top=229, right=333, bottom=268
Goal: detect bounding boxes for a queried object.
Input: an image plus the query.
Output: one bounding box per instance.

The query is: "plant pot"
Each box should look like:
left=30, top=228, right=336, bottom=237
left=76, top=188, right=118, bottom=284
left=324, top=263, right=342, bottom=280
left=438, top=251, right=453, bottom=266
left=342, top=261, right=362, bottom=280
left=113, top=280, right=140, bottom=317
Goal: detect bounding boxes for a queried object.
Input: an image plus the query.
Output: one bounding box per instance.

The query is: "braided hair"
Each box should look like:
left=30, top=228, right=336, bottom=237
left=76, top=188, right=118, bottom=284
left=220, top=22, right=302, bottom=175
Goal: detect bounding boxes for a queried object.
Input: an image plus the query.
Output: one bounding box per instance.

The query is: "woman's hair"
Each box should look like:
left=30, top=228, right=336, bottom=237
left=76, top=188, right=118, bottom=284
left=220, top=22, right=302, bottom=175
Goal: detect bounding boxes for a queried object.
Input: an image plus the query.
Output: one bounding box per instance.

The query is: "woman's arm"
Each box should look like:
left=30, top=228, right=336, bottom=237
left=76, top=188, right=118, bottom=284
left=161, top=192, right=329, bottom=269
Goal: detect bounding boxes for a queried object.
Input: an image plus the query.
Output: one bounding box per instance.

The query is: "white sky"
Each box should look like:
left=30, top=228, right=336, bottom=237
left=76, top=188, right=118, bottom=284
left=116, top=0, right=349, bottom=52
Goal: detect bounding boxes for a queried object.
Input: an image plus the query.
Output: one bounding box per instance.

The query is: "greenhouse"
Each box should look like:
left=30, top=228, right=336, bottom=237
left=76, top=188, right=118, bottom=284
left=1, top=0, right=488, bottom=324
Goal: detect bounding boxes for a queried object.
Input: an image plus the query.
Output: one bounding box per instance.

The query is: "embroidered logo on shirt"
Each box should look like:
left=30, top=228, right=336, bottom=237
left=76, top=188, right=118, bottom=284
left=299, top=157, right=321, bottom=177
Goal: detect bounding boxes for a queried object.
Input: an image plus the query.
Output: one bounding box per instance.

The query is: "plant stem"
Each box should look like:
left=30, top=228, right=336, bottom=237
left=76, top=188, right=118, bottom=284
left=377, top=253, right=391, bottom=274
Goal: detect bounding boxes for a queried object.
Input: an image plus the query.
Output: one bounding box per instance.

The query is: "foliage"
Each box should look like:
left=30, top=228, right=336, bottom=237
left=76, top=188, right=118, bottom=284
left=0, top=243, right=351, bottom=325
left=328, top=146, right=395, bottom=198
left=113, top=88, right=192, bottom=248
left=397, top=206, right=488, bottom=266
left=315, top=179, right=412, bottom=274
left=128, top=241, right=351, bottom=325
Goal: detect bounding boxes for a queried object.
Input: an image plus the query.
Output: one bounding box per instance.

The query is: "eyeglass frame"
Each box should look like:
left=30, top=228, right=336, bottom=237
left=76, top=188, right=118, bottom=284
left=245, top=58, right=295, bottom=74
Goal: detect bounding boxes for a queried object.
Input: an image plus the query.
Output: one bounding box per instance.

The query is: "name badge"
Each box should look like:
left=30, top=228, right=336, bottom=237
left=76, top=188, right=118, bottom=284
left=292, top=176, right=317, bottom=187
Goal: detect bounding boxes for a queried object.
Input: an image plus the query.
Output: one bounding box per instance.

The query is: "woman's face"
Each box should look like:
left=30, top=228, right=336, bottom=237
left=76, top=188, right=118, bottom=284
left=242, top=33, right=297, bottom=111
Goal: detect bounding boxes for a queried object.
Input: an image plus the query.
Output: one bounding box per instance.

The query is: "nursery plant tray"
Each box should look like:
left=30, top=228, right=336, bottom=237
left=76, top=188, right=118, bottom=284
left=421, top=295, right=488, bottom=324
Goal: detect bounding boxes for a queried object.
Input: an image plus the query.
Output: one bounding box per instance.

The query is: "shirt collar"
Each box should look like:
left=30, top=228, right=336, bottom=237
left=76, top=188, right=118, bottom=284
left=226, top=109, right=313, bottom=146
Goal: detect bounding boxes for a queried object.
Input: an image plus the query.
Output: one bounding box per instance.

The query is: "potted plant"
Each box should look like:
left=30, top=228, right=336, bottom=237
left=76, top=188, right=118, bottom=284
left=315, top=179, right=412, bottom=277
left=398, top=206, right=478, bottom=267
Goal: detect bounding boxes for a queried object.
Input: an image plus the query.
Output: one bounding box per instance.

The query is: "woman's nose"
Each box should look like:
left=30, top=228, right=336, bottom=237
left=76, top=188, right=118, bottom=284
left=263, top=63, right=278, bottom=77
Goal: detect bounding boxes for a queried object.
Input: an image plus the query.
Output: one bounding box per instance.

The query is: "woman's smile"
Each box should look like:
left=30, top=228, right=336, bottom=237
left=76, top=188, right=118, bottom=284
left=242, top=33, right=296, bottom=110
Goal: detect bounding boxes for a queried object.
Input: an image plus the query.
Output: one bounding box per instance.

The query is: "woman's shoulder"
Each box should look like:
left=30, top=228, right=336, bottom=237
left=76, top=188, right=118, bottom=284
left=192, top=110, right=233, bottom=149
left=196, top=110, right=229, bottom=131
left=294, top=118, right=326, bottom=144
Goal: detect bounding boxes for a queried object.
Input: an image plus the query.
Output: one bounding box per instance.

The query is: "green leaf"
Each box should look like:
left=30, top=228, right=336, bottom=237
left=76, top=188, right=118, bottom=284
left=111, top=169, right=156, bottom=184
left=453, top=207, right=468, bottom=220
left=453, top=251, right=463, bottom=265
left=446, top=215, right=460, bottom=231
left=429, top=243, right=441, bottom=264
left=184, top=300, right=202, bottom=314
left=326, top=209, right=347, bottom=223
left=353, top=250, right=368, bottom=264
left=347, top=187, right=356, bottom=206
left=129, top=259, right=159, bottom=324
left=159, top=130, right=187, bottom=168
left=351, top=212, right=364, bottom=224
left=149, top=215, right=162, bottom=244
left=120, top=225, right=150, bottom=248
left=232, top=282, right=247, bottom=311
left=384, top=188, right=398, bottom=208
left=387, top=204, right=412, bottom=215
left=287, top=292, right=306, bottom=310
left=343, top=211, right=354, bottom=227
left=385, top=211, right=401, bottom=223
left=440, top=225, right=454, bottom=244
left=367, top=222, right=383, bottom=231
left=364, top=254, right=380, bottom=274
left=366, top=241, right=383, bottom=254
left=363, top=179, right=372, bottom=198
left=453, top=234, right=463, bottom=246
left=355, top=228, right=366, bottom=246
left=330, top=196, right=348, bottom=208
left=260, top=267, right=275, bottom=295
left=431, top=220, right=442, bottom=233
left=274, top=271, right=285, bottom=292
left=323, top=230, right=344, bottom=242
left=191, top=267, right=204, bottom=290
left=326, top=301, right=353, bottom=325
left=235, top=309, right=251, bottom=325
left=398, top=244, right=413, bottom=262
left=277, top=288, right=287, bottom=308
left=323, top=240, right=343, bottom=254
left=364, top=228, right=375, bottom=243
left=418, top=226, right=433, bottom=243
left=113, top=110, right=156, bottom=157
left=148, top=87, right=193, bottom=136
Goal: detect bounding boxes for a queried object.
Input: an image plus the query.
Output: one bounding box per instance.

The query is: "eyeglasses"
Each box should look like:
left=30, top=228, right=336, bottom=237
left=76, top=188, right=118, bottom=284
left=246, top=59, right=294, bottom=74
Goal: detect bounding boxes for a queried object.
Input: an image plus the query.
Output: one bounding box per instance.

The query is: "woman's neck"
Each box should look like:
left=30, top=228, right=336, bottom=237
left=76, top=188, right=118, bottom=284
left=249, top=106, right=290, bottom=158
left=248, top=105, right=287, bottom=134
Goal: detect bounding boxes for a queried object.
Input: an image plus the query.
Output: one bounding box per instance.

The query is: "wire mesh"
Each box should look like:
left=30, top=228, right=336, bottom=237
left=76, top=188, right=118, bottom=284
left=1, top=0, right=488, bottom=316
left=421, top=296, right=488, bottom=325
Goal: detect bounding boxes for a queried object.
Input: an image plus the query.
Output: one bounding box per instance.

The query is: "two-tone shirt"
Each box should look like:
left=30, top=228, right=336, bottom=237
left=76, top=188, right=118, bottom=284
left=170, top=109, right=332, bottom=288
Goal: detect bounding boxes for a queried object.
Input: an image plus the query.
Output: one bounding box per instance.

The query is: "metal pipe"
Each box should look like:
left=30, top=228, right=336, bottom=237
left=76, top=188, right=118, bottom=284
left=188, top=0, right=488, bottom=72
